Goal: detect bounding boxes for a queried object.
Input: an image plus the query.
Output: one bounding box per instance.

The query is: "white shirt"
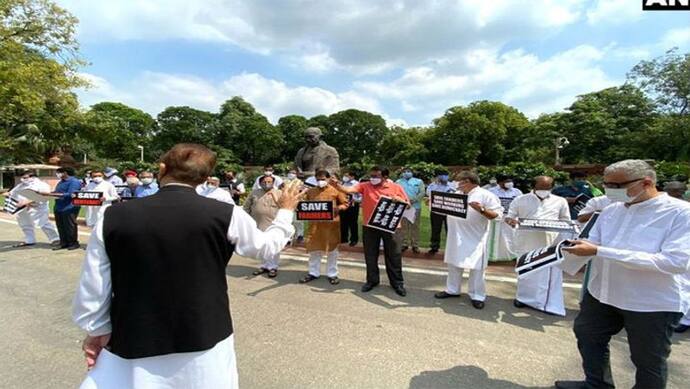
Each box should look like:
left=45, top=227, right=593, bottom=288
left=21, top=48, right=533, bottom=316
left=9, top=178, right=52, bottom=209
left=584, top=193, right=690, bottom=313
left=252, top=174, right=284, bottom=191
left=196, top=184, right=235, bottom=205
left=507, top=192, right=570, bottom=256
left=83, top=180, right=120, bottom=227
left=444, top=186, right=503, bottom=269
left=105, top=175, right=123, bottom=187
left=578, top=195, right=612, bottom=216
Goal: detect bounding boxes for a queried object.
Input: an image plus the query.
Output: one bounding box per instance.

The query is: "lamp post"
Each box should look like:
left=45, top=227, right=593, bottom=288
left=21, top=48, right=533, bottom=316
left=554, top=136, right=570, bottom=166
left=137, top=145, right=144, bottom=163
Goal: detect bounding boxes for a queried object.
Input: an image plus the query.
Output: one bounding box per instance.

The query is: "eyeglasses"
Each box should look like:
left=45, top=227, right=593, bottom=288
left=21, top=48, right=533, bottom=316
left=602, top=178, right=643, bottom=189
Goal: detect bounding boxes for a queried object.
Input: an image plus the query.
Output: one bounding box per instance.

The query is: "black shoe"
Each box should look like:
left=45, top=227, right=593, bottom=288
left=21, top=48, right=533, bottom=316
left=50, top=240, right=62, bottom=247
left=328, top=277, right=340, bottom=285
left=674, top=324, right=690, bottom=333
left=434, top=291, right=461, bottom=299
left=348, top=242, right=356, bottom=247
left=427, top=249, right=438, bottom=255
left=471, top=300, right=485, bottom=310
left=67, top=244, right=81, bottom=250
left=412, top=247, right=420, bottom=254
left=393, top=285, right=407, bottom=297
left=554, top=381, right=587, bottom=389
left=401, top=245, right=409, bottom=252
left=52, top=245, right=67, bottom=251
left=361, top=282, right=378, bottom=292
left=513, top=299, right=527, bottom=308
left=299, top=274, right=319, bottom=284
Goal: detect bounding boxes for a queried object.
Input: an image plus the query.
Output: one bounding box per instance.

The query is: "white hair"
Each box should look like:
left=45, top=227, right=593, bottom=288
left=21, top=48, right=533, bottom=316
left=604, top=160, right=657, bottom=183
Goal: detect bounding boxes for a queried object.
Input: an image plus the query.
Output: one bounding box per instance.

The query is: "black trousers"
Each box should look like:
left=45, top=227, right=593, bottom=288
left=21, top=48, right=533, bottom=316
left=362, top=226, right=404, bottom=287
left=574, top=291, right=682, bottom=389
left=429, top=212, right=447, bottom=250
left=55, top=210, right=79, bottom=247
left=340, top=203, right=360, bottom=244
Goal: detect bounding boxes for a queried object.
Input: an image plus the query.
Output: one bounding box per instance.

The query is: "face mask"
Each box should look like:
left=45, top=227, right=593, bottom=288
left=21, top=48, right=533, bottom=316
left=402, top=172, right=413, bottom=179
left=261, top=183, right=274, bottom=191
left=343, top=176, right=351, bottom=183
left=264, top=171, right=273, bottom=176
left=92, top=177, right=104, bottom=184
left=489, top=179, right=497, bottom=185
left=370, top=178, right=382, bottom=186
left=504, top=182, right=514, bottom=189
left=56, top=173, right=63, bottom=179
left=605, top=182, right=644, bottom=204
left=207, top=183, right=218, bottom=189
left=20, top=177, right=31, bottom=184
left=534, top=190, right=550, bottom=198
left=438, top=175, right=449, bottom=183
left=317, top=180, right=328, bottom=188
left=141, top=178, right=153, bottom=185
left=126, top=177, right=138, bottom=185
left=287, top=173, right=297, bottom=180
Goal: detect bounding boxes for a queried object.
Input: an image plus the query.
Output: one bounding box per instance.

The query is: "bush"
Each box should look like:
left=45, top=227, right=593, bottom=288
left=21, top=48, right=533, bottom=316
left=655, top=161, right=690, bottom=183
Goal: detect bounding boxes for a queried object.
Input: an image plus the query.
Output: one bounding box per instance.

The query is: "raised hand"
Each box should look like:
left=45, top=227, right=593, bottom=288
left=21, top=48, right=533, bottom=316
left=278, top=179, right=307, bottom=210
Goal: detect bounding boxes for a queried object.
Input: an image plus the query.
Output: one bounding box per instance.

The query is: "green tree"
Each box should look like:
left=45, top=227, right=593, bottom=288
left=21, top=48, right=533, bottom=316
left=277, top=114, right=308, bottom=163
left=628, top=48, right=690, bottom=115
left=0, top=0, right=87, bottom=163
left=322, top=109, right=388, bottom=164
left=216, top=96, right=283, bottom=165
left=379, top=126, right=430, bottom=165
left=153, top=106, right=220, bottom=155
left=83, top=102, right=156, bottom=161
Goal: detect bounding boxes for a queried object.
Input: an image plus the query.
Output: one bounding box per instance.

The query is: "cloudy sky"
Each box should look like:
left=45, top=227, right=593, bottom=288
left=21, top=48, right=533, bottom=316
left=59, top=0, right=690, bottom=126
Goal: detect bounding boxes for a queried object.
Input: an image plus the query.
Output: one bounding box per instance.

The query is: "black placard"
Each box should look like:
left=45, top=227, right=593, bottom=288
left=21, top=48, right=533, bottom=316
left=296, top=201, right=334, bottom=221
left=366, top=197, right=407, bottom=233
left=72, top=191, right=104, bottom=206
left=499, top=197, right=514, bottom=212
left=515, top=240, right=569, bottom=278
left=430, top=191, right=468, bottom=218
left=578, top=212, right=600, bottom=239
left=2, top=197, right=26, bottom=215
left=572, top=193, right=591, bottom=215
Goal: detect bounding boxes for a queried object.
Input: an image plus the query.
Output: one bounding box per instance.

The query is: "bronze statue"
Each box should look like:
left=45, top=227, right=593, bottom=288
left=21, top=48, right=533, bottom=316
left=294, top=127, right=340, bottom=177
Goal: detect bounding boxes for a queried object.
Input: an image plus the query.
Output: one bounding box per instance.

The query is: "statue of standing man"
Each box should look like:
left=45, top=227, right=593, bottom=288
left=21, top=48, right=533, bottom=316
left=295, top=127, right=340, bottom=178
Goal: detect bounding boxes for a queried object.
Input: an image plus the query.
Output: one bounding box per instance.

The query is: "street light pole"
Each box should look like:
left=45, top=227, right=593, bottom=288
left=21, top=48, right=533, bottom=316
left=137, top=145, right=144, bottom=163
left=554, top=136, right=570, bottom=166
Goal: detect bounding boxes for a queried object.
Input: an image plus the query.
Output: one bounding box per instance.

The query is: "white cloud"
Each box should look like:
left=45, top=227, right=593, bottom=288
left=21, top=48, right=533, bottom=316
left=354, top=45, right=617, bottom=120
left=586, top=0, right=643, bottom=25
left=59, top=0, right=587, bottom=72
left=661, top=27, right=690, bottom=51
left=76, top=71, right=394, bottom=124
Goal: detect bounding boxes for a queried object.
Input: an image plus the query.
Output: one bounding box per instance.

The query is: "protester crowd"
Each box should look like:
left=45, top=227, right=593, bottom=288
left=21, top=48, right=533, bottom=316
left=2, top=151, right=689, bottom=389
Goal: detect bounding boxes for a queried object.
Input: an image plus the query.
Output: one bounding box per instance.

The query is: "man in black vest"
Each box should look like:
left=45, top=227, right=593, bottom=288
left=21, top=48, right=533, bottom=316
left=72, top=144, right=303, bottom=388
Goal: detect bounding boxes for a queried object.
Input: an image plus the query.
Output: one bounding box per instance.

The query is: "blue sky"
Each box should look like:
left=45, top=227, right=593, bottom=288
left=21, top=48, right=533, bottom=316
left=59, top=0, right=690, bottom=126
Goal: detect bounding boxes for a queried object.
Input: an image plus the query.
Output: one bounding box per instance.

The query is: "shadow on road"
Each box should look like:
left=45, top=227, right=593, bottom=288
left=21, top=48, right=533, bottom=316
left=225, top=261, right=574, bottom=333
left=0, top=240, right=53, bottom=254
left=408, top=365, right=552, bottom=389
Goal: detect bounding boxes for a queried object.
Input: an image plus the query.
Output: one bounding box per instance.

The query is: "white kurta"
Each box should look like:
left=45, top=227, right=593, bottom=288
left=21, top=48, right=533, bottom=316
left=197, top=184, right=235, bottom=205
left=72, top=201, right=295, bottom=389
left=444, top=187, right=503, bottom=270
left=9, top=179, right=59, bottom=244
left=508, top=192, right=571, bottom=316
left=83, top=181, right=119, bottom=227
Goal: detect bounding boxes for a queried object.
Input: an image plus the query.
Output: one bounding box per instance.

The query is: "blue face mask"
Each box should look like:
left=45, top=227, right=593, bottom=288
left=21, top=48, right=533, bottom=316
left=438, top=175, right=449, bottom=182
left=402, top=172, right=413, bottom=179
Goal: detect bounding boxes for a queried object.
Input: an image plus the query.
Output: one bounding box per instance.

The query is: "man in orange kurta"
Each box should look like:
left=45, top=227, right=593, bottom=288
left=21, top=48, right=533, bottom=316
left=300, top=169, right=349, bottom=285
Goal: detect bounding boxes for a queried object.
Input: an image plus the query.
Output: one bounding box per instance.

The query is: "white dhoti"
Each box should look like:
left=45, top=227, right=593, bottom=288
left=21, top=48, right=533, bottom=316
left=308, top=249, right=338, bottom=278
left=516, top=266, right=566, bottom=316
left=680, top=311, right=690, bottom=326
left=85, top=204, right=110, bottom=228
left=16, top=206, right=59, bottom=244
left=80, top=335, right=238, bottom=389
left=261, top=253, right=280, bottom=270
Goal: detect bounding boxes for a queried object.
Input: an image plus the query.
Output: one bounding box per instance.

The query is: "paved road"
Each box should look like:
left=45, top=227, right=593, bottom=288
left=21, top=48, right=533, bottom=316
left=0, top=218, right=688, bottom=388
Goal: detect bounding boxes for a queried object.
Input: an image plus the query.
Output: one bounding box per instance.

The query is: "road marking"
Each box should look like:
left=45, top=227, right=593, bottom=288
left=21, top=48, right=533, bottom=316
left=0, top=217, right=582, bottom=289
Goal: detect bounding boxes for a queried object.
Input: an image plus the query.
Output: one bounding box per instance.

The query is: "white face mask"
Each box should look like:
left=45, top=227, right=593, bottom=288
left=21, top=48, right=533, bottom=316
left=534, top=190, right=550, bottom=199
left=317, top=180, right=328, bottom=188
left=264, top=171, right=273, bottom=176
left=141, top=178, right=153, bottom=185
left=92, top=177, right=104, bottom=184
left=287, top=173, right=296, bottom=180
left=56, top=173, right=63, bottom=179
left=343, top=176, right=351, bottom=183
left=207, top=183, right=218, bottom=189
left=504, top=182, right=514, bottom=189
left=370, top=178, right=382, bottom=186
left=20, top=177, right=31, bottom=184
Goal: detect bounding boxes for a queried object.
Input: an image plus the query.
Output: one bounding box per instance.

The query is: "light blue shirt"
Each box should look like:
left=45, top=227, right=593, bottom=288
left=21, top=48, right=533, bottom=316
left=427, top=181, right=455, bottom=196
left=396, top=177, right=425, bottom=209
left=135, top=182, right=159, bottom=198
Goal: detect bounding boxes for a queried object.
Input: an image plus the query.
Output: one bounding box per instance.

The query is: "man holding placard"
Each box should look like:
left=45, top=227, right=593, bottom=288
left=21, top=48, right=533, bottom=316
left=299, top=169, right=349, bottom=285
left=434, top=171, right=502, bottom=309
left=82, top=170, right=119, bottom=228
left=505, top=176, right=570, bottom=316
left=2, top=170, right=60, bottom=248
left=51, top=167, right=83, bottom=250
left=331, top=166, right=409, bottom=296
